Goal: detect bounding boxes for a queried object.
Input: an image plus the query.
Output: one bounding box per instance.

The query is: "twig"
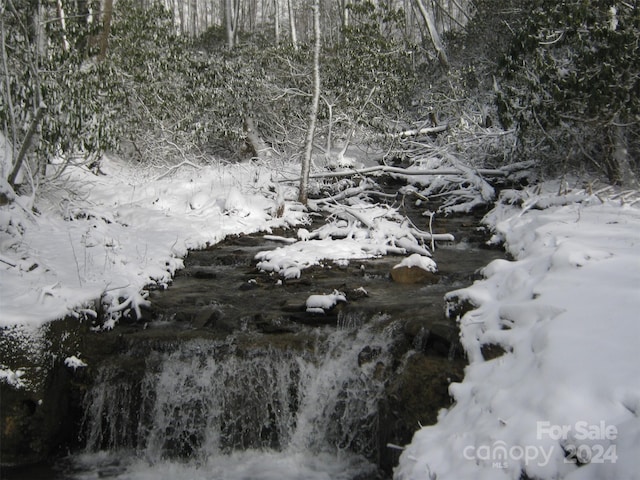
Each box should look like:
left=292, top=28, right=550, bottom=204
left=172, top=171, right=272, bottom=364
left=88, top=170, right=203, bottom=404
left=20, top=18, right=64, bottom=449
left=152, top=160, right=201, bottom=181
left=0, top=255, right=17, bottom=268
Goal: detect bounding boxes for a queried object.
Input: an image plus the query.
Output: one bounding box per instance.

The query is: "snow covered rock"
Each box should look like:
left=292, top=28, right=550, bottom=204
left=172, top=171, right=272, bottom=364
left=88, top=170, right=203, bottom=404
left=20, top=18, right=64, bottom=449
left=305, top=290, right=347, bottom=314
left=391, top=254, right=438, bottom=284
left=64, top=355, right=87, bottom=370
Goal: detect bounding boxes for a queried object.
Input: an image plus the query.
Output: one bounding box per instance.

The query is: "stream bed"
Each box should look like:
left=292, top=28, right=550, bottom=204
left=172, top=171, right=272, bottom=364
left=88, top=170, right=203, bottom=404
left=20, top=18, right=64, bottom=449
left=2, top=207, right=505, bottom=480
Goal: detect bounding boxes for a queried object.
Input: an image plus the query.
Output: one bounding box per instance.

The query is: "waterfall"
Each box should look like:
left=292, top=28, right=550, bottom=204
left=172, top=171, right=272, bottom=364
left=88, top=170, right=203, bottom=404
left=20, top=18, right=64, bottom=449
left=78, top=318, right=396, bottom=479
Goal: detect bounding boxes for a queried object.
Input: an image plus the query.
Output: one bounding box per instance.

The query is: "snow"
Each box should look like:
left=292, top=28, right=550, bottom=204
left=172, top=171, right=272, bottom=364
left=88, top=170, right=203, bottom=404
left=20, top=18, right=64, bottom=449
left=0, top=366, right=26, bottom=389
left=255, top=201, right=437, bottom=278
left=305, top=290, right=347, bottom=313
left=64, top=355, right=88, bottom=370
left=393, top=253, right=437, bottom=272
left=0, top=155, right=303, bottom=330
left=2, top=140, right=640, bottom=480
left=395, top=183, right=640, bottom=480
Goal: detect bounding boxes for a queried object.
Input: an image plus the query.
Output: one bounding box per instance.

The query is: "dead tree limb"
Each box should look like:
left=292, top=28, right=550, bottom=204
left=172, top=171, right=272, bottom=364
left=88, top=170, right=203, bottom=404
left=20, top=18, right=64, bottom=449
left=281, top=164, right=506, bottom=183
left=388, top=124, right=449, bottom=138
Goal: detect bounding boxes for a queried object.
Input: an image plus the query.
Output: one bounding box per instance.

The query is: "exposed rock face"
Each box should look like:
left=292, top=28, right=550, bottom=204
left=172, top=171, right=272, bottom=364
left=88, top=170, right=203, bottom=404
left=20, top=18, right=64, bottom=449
left=378, top=353, right=465, bottom=472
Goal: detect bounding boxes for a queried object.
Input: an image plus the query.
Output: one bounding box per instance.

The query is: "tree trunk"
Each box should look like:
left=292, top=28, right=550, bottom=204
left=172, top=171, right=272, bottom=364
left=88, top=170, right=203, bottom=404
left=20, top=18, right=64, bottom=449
left=341, top=0, right=350, bottom=33
left=191, top=0, right=198, bottom=35
left=8, top=103, right=46, bottom=187
left=414, top=0, right=448, bottom=69
left=274, top=0, right=280, bottom=44
left=56, top=0, right=70, bottom=51
left=0, top=11, right=18, bottom=166
left=607, top=116, right=637, bottom=187
left=244, top=116, right=270, bottom=160
left=298, top=0, right=320, bottom=204
left=225, top=0, right=236, bottom=49
left=287, top=0, right=298, bottom=50
left=98, top=0, right=113, bottom=60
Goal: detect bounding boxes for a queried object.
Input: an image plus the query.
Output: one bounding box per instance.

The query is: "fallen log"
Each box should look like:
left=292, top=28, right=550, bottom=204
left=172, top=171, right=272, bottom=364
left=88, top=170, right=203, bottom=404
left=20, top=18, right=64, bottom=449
left=388, top=124, right=449, bottom=138
left=280, top=164, right=506, bottom=183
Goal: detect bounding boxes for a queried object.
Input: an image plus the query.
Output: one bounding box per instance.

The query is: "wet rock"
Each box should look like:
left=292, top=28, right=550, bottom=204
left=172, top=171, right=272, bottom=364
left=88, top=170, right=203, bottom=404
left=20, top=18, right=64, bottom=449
left=191, top=308, right=223, bottom=329
left=481, top=343, right=509, bottom=361
left=390, top=265, right=439, bottom=284
left=378, top=353, right=465, bottom=474
left=238, top=279, right=259, bottom=290
left=192, top=268, right=218, bottom=279
left=0, top=361, right=78, bottom=467
left=346, top=286, right=369, bottom=301
left=358, top=345, right=382, bottom=366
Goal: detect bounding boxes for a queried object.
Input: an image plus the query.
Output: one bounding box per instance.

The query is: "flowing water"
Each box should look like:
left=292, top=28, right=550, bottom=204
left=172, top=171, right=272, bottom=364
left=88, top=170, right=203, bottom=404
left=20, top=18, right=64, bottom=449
left=2, top=204, right=505, bottom=480
left=63, top=321, right=396, bottom=480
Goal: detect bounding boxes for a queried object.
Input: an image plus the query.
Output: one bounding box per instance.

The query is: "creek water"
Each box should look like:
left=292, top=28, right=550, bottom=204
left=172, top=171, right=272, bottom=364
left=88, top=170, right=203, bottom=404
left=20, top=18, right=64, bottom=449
left=3, top=207, right=505, bottom=480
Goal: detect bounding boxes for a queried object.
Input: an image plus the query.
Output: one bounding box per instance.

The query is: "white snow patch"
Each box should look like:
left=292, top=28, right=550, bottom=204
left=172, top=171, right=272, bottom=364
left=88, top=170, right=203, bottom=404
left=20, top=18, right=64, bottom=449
left=305, top=290, right=347, bottom=313
left=395, top=184, right=640, bottom=480
left=393, top=253, right=437, bottom=272
left=64, top=355, right=88, bottom=370
left=0, top=366, right=26, bottom=388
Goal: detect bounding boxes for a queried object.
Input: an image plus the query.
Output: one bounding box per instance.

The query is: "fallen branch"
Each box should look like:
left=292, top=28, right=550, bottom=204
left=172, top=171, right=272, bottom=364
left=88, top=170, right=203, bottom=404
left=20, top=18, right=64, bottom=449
left=388, top=124, right=449, bottom=139
left=0, top=255, right=17, bottom=268
left=280, top=164, right=506, bottom=183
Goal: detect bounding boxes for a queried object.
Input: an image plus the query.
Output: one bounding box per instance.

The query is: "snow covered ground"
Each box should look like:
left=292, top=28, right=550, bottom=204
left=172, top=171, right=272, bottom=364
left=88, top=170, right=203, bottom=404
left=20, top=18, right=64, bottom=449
left=2, top=147, right=640, bottom=480
left=0, top=155, right=306, bottom=332
left=395, top=183, right=640, bottom=480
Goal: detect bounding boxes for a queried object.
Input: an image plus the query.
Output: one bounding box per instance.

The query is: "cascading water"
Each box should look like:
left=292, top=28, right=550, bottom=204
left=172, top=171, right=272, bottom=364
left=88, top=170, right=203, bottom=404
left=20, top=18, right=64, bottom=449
left=73, top=316, right=397, bottom=480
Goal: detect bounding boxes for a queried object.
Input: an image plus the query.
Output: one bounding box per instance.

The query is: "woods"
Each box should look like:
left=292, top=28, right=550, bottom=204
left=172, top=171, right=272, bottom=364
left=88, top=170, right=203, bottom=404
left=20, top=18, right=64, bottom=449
left=1, top=0, right=638, bottom=204
left=2, top=2, right=640, bottom=478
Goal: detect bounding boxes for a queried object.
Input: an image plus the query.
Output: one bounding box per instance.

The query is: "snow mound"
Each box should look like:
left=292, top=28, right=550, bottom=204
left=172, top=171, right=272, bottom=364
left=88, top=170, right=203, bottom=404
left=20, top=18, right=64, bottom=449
left=0, top=156, right=297, bottom=330
left=256, top=198, right=440, bottom=278
left=393, top=253, right=437, bottom=272
left=305, top=290, right=347, bottom=313
left=395, top=184, right=640, bottom=480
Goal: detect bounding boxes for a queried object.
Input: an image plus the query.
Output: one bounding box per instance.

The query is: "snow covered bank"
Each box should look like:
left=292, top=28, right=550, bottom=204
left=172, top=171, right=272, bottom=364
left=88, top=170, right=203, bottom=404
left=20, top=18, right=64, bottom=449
left=395, top=183, right=640, bottom=480
left=0, top=156, right=303, bottom=331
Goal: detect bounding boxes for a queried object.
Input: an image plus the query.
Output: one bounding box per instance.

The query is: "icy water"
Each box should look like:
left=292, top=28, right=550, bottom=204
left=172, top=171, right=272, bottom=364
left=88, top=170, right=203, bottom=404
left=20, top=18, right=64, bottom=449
left=2, top=210, right=505, bottom=480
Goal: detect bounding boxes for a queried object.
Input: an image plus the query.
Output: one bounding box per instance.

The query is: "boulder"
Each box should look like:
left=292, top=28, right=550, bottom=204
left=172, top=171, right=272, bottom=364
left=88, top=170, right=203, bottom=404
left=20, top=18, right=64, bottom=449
left=391, top=254, right=439, bottom=284
left=391, top=265, right=439, bottom=284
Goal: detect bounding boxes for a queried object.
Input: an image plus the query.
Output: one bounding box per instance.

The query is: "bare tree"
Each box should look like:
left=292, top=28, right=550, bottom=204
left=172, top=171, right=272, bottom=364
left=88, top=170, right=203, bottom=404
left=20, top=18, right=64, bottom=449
left=274, top=0, right=281, bottom=44
left=339, top=0, right=350, bottom=32
left=298, top=0, right=320, bottom=204
left=225, top=0, right=240, bottom=48
left=98, top=0, right=114, bottom=60
left=415, top=0, right=449, bottom=69
left=287, top=0, right=298, bottom=50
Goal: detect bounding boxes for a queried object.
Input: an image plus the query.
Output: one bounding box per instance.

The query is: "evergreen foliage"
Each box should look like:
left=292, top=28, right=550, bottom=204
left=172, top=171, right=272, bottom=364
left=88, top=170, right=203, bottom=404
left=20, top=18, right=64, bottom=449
left=496, top=0, right=640, bottom=183
left=1, top=0, right=120, bottom=183
left=3, top=0, right=637, bottom=189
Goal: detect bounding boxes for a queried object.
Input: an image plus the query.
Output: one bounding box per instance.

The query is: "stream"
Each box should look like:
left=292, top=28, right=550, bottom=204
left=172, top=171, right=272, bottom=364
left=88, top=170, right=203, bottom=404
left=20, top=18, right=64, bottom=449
left=3, top=202, right=505, bottom=480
